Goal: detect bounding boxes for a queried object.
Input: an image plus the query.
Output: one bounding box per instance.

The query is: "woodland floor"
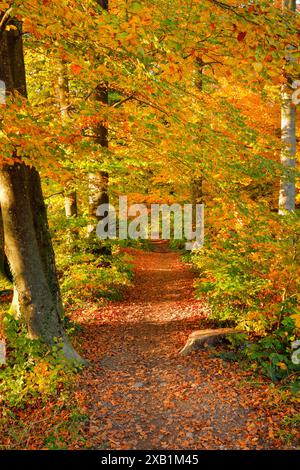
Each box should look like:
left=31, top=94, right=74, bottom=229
left=73, top=242, right=298, bottom=450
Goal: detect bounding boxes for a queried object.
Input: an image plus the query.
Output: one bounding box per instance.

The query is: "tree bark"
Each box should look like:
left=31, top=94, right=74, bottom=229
left=88, top=83, right=109, bottom=223
left=54, top=59, right=78, bottom=218
left=0, top=206, right=12, bottom=283
left=64, top=191, right=78, bottom=218
left=279, top=84, right=296, bottom=213
left=283, top=0, right=296, bottom=9
left=0, top=207, right=4, bottom=278
left=87, top=85, right=109, bottom=242
left=191, top=57, right=204, bottom=217
left=279, top=0, right=296, bottom=214
left=0, top=17, right=83, bottom=362
left=88, top=1, right=109, bottom=225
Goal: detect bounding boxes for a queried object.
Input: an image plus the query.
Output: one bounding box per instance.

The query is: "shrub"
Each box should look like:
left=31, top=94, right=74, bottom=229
left=0, top=315, right=77, bottom=410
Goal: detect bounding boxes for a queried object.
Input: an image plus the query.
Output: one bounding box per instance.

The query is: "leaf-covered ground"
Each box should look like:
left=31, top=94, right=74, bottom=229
left=1, top=243, right=298, bottom=450
left=73, top=242, right=299, bottom=450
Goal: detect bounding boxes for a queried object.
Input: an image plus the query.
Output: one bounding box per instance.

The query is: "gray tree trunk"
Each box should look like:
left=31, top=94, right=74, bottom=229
left=279, top=0, right=297, bottom=214
left=54, top=59, right=78, bottom=218
left=0, top=16, right=83, bottom=362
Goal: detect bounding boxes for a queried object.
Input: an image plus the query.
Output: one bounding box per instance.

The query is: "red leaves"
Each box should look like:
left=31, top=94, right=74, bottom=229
left=237, top=31, right=247, bottom=42
left=70, top=64, right=83, bottom=75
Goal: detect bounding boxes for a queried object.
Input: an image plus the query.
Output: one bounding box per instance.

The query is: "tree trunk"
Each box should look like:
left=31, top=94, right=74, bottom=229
left=283, top=0, right=296, bottom=9
left=88, top=169, right=109, bottom=219
left=87, top=84, right=109, bottom=239
left=88, top=83, right=109, bottom=223
left=191, top=57, right=204, bottom=216
left=65, top=191, right=78, bottom=218
left=0, top=17, right=83, bottom=362
left=279, top=84, right=296, bottom=214
left=54, top=59, right=78, bottom=218
left=0, top=206, right=12, bottom=283
left=89, top=1, right=109, bottom=225
left=55, top=59, right=69, bottom=121
left=191, top=177, right=203, bottom=206
left=279, top=0, right=296, bottom=214
left=0, top=207, right=4, bottom=278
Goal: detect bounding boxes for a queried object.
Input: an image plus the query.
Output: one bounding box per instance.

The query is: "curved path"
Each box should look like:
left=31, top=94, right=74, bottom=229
left=77, top=243, right=289, bottom=450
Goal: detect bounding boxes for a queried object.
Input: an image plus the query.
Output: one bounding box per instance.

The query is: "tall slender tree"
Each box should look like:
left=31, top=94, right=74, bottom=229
left=279, top=0, right=297, bottom=214
left=0, top=13, right=83, bottom=362
left=0, top=207, right=4, bottom=279
left=88, top=0, right=109, bottom=226
left=55, top=59, right=78, bottom=218
left=191, top=57, right=204, bottom=220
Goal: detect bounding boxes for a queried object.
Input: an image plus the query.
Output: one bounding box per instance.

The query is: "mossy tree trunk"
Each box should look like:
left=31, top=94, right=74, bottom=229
left=0, top=16, right=83, bottom=362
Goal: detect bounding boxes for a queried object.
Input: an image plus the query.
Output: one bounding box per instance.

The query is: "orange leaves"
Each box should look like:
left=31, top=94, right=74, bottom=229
left=23, top=18, right=39, bottom=37
left=77, top=113, right=107, bottom=131
left=2, top=247, right=298, bottom=449
left=70, top=64, right=83, bottom=75
left=58, top=248, right=297, bottom=450
left=290, top=313, right=300, bottom=329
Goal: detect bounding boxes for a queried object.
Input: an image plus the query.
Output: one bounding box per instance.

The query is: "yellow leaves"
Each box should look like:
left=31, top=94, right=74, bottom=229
left=277, top=362, right=288, bottom=370
left=5, top=25, right=17, bottom=32
left=240, top=176, right=253, bottom=186
left=291, top=313, right=300, bottom=329
left=0, top=2, right=11, bottom=9
left=253, top=62, right=263, bottom=74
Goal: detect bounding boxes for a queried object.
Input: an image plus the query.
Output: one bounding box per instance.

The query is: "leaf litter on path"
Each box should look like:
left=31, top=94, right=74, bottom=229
left=75, top=244, right=299, bottom=450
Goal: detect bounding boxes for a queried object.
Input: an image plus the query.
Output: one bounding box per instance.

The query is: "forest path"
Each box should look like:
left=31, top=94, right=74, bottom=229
left=77, top=243, right=285, bottom=450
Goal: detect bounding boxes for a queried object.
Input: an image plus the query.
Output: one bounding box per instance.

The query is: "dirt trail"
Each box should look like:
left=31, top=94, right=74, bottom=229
left=77, top=243, right=287, bottom=450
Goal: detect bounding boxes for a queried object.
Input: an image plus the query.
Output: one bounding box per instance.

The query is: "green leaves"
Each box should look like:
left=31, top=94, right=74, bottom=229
left=129, top=2, right=143, bottom=13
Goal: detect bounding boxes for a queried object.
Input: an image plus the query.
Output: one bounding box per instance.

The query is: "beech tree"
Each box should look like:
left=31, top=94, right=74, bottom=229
left=0, top=14, right=83, bottom=362
left=0, top=207, right=4, bottom=278
left=54, top=59, right=78, bottom=218
left=88, top=0, right=109, bottom=225
left=279, top=0, right=297, bottom=214
left=191, top=57, right=204, bottom=212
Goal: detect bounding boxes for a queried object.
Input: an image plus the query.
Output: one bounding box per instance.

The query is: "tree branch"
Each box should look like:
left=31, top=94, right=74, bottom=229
left=0, top=7, right=13, bottom=31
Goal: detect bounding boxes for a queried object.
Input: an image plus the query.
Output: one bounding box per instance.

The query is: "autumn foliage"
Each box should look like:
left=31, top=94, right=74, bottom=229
left=0, top=0, right=300, bottom=451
